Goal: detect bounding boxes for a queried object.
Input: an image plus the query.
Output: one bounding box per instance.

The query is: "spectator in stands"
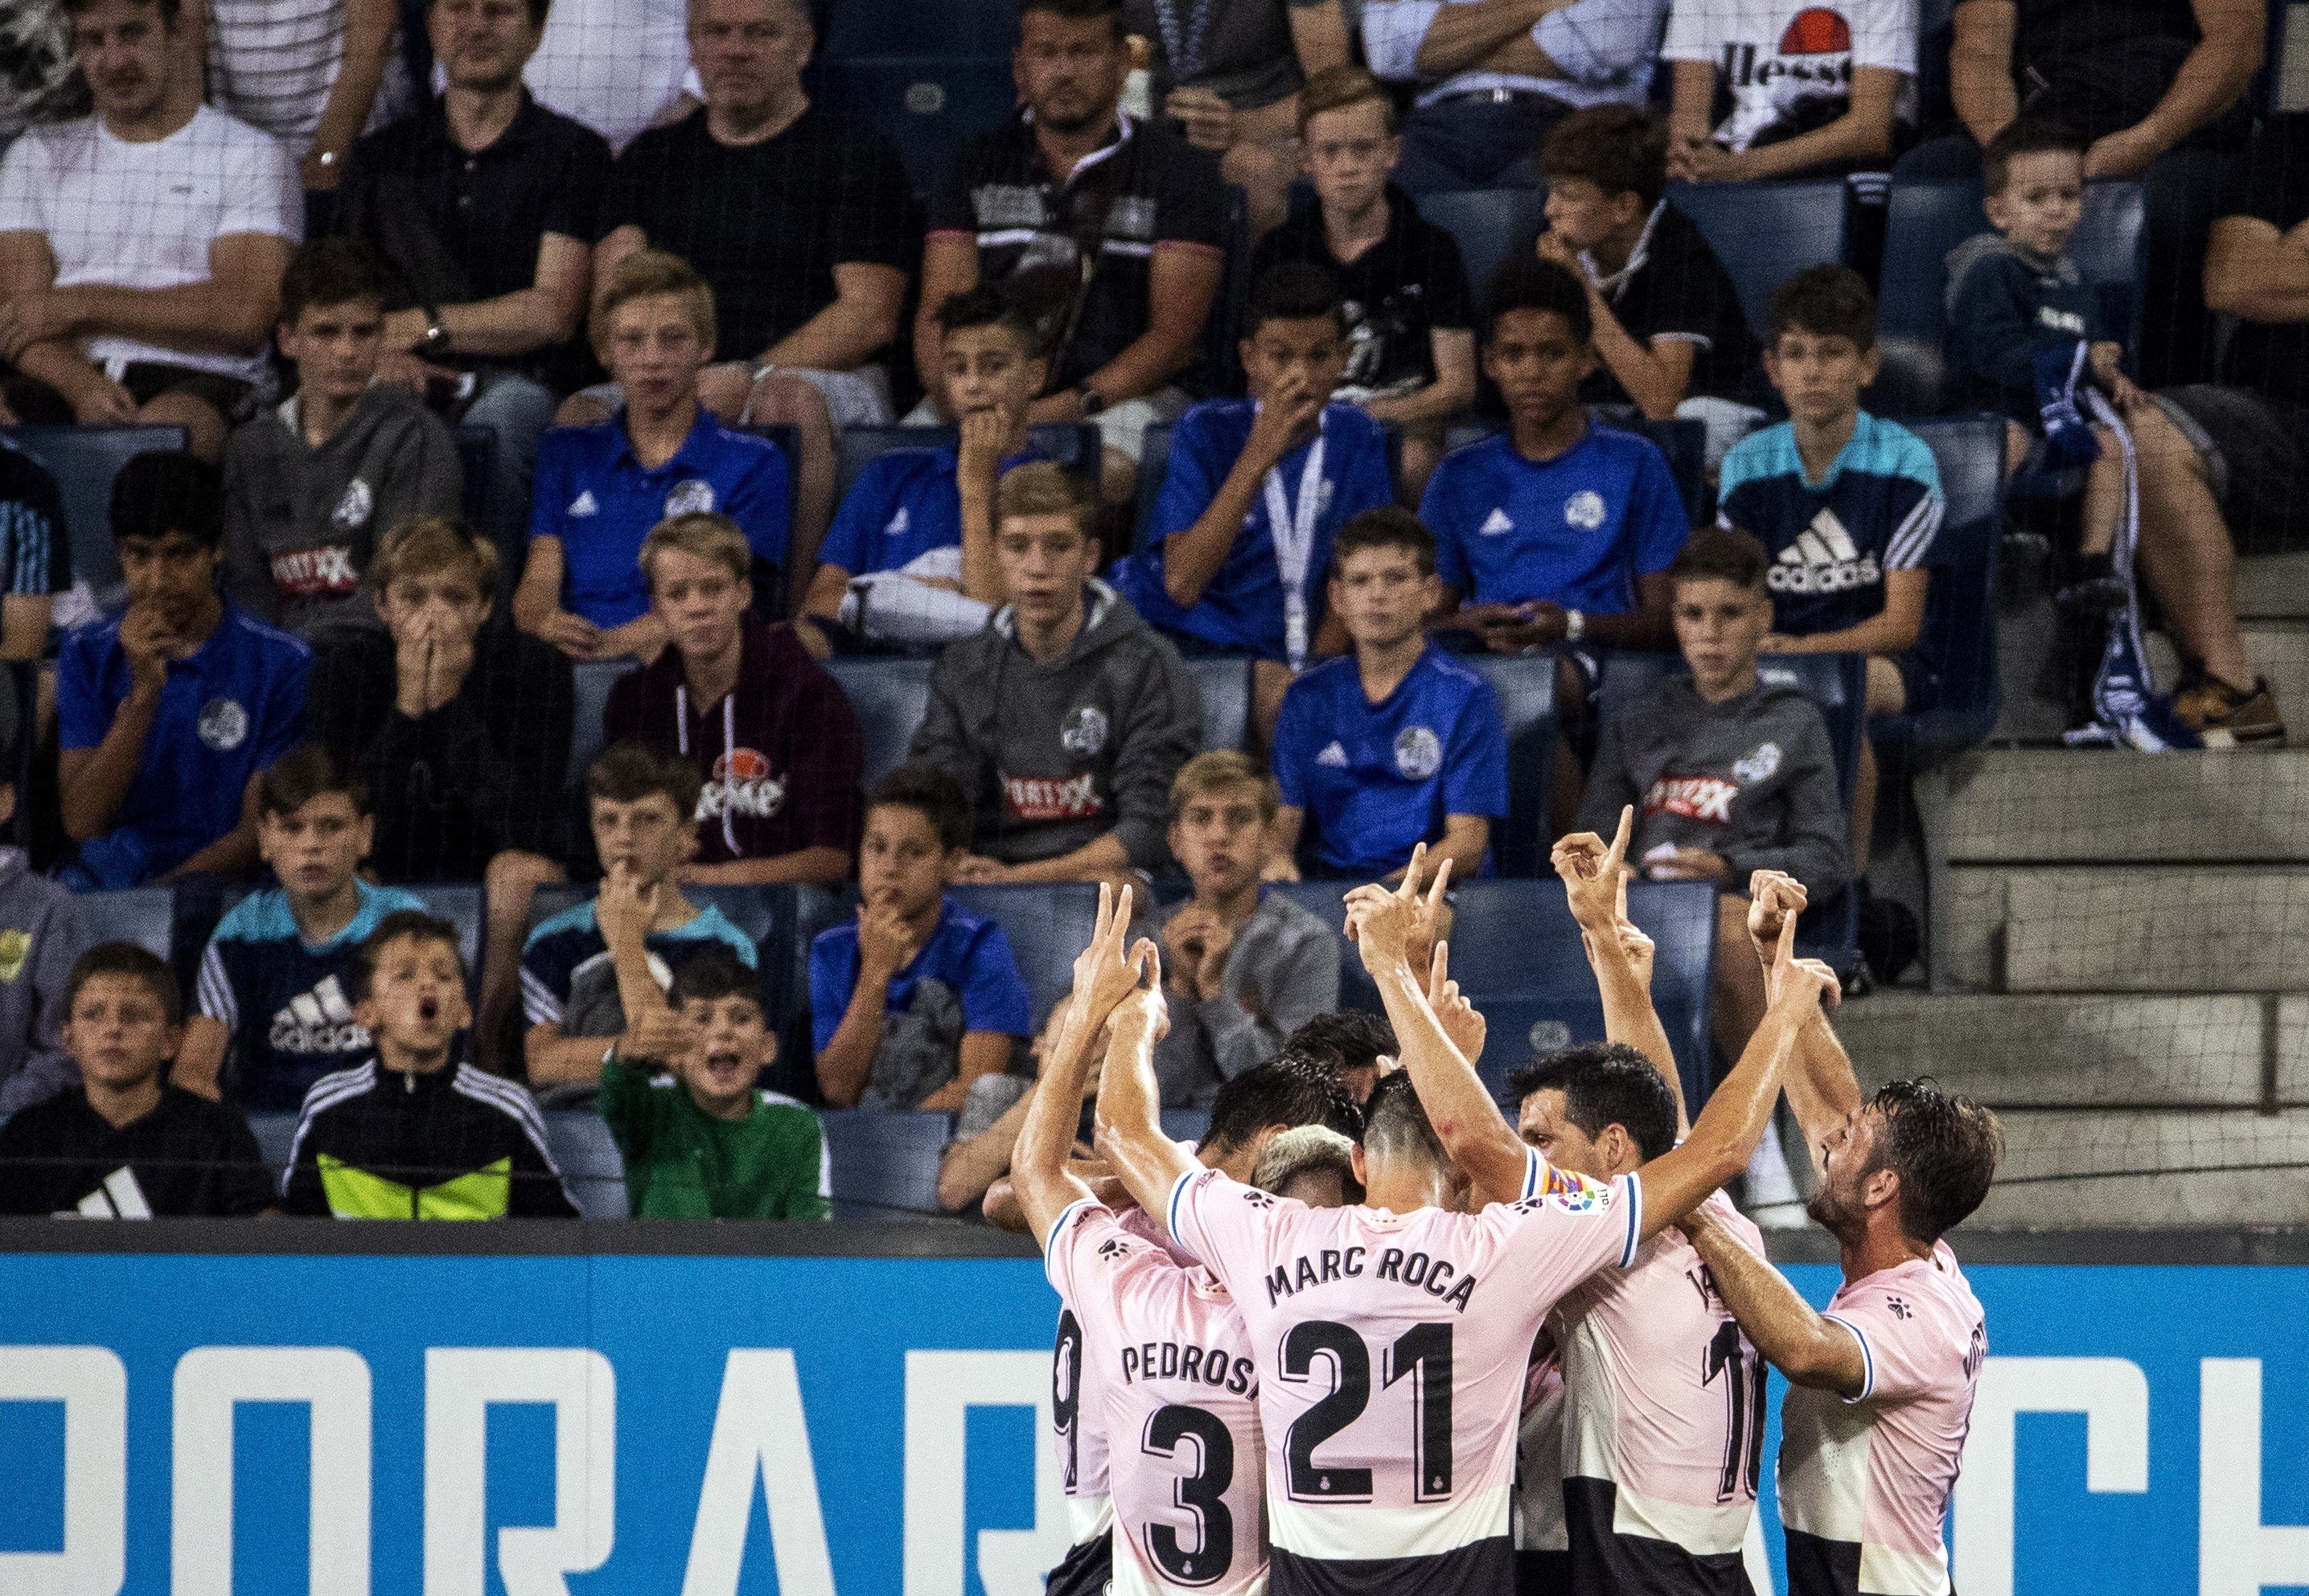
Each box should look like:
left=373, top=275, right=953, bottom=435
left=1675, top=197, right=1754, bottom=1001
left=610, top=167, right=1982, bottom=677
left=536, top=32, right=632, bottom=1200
left=0, top=943, right=271, bottom=1216
left=1663, top=0, right=1913, bottom=183
left=1121, top=0, right=1352, bottom=236
left=803, top=287, right=1049, bottom=654
left=1948, top=118, right=2279, bottom=745
left=0, top=689, right=83, bottom=1122
left=604, top=512, right=861, bottom=885
left=195, top=0, right=409, bottom=199
left=1420, top=260, right=1687, bottom=656
left=517, top=252, right=791, bottom=661
left=522, top=742, right=760, bottom=1087
left=284, top=909, right=578, bottom=1216
left=598, top=942, right=831, bottom=1219
left=521, top=0, right=688, bottom=150
left=1934, top=0, right=2262, bottom=384
left=1111, top=262, right=1395, bottom=739
left=59, top=454, right=313, bottom=890
left=1283, top=1007, right=1396, bottom=1105
left=1251, top=65, right=1479, bottom=500
left=223, top=239, right=462, bottom=638
left=1360, top=0, right=1669, bottom=192
left=0, top=0, right=299, bottom=460
left=1152, top=751, right=1341, bottom=1107
left=1575, top=526, right=1847, bottom=1065
left=1719, top=265, right=1944, bottom=868
left=177, top=745, right=426, bottom=1110
left=916, top=0, right=1226, bottom=504
left=1269, top=507, right=1507, bottom=881
left=335, top=0, right=612, bottom=522
left=0, top=440, right=71, bottom=661
left=811, top=764, right=1034, bottom=1111
left=1529, top=106, right=1756, bottom=433
left=910, top=463, right=1202, bottom=886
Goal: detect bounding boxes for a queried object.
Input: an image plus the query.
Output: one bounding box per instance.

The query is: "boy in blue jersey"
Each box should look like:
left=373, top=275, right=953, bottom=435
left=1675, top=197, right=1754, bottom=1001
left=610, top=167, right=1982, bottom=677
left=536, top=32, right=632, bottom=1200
left=516, top=251, right=791, bottom=663
left=812, top=765, right=1033, bottom=1113
left=1109, top=262, right=1396, bottom=741
left=57, top=453, right=313, bottom=891
left=1719, top=266, right=1943, bottom=868
left=1267, top=509, right=1507, bottom=884
left=1420, top=259, right=1687, bottom=666
left=179, top=745, right=428, bottom=1112
left=801, top=286, right=1050, bottom=654
left=521, top=742, right=759, bottom=1088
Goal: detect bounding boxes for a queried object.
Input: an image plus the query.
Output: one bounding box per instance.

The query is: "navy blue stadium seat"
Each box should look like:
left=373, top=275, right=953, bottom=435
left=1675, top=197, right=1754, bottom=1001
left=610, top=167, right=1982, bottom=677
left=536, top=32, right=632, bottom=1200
left=815, top=57, right=1017, bottom=196
left=832, top=423, right=1105, bottom=506
left=826, top=655, right=934, bottom=789
left=1871, top=178, right=2144, bottom=416
left=1442, top=415, right=1708, bottom=527
left=1666, top=179, right=1853, bottom=341
left=1415, top=187, right=1551, bottom=302
left=545, top=1108, right=630, bottom=1218
left=740, top=423, right=804, bottom=611
left=820, top=1107, right=953, bottom=1217
left=405, top=884, right=484, bottom=974
left=244, top=1110, right=297, bottom=1179
left=449, top=423, right=516, bottom=609
left=4, top=424, right=189, bottom=598
left=1134, top=423, right=1175, bottom=556
left=1453, top=655, right=1558, bottom=878
left=1871, top=415, right=2007, bottom=768
left=76, top=887, right=175, bottom=961
left=822, top=0, right=1017, bottom=56
left=946, top=881, right=1099, bottom=1028
left=1189, top=654, right=1254, bottom=753
left=566, top=657, right=641, bottom=804
left=1162, top=1106, right=1212, bottom=1146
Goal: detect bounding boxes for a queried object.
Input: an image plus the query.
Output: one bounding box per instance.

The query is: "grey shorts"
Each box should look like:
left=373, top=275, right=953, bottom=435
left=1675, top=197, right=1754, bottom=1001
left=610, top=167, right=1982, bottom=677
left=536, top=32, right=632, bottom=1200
left=2156, top=385, right=2309, bottom=552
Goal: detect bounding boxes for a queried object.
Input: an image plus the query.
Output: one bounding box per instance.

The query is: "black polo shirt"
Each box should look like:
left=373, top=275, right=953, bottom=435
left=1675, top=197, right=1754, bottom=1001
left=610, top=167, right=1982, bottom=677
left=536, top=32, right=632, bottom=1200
left=598, top=104, right=918, bottom=365
left=927, top=110, right=1227, bottom=392
left=0, top=1085, right=273, bottom=1216
left=2015, top=0, right=2250, bottom=149
left=1253, top=183, right=1474, bottom=396
left=1524, top=203, right=1757, bottom=407
left=339, top=90, right=612, bottom=312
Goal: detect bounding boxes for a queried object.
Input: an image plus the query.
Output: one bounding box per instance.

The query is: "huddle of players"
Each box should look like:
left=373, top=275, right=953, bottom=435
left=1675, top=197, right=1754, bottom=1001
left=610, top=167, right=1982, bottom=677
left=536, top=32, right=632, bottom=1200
left=1007, top=817, right=2003, bottom=1596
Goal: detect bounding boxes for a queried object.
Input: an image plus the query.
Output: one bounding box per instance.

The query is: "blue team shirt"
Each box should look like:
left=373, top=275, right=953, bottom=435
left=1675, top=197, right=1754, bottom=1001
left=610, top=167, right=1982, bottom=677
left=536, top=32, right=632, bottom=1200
left=809, top=896, right=1033, bottom=1054
left=520, top=899, right=758, bottom=1030
left=819, top=445, right=1039, bottom=577
left=1110, top=400, right=1395, bottom=661
left=195, top=879, right=429, bottom=1111
left=529, top=410, right=791, bottom=628
left=56, top=597, right=312, bottom=888
left=1716, top=412, right=1945, bottom=638
left=1420, top=425, right=1690, bottom=611
left=1272, top=646, right=1510, bottom=879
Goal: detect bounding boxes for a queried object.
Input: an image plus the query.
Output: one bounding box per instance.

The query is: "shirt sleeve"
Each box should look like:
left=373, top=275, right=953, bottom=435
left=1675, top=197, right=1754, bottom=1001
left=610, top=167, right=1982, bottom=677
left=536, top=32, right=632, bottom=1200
left=1444, top=675, right=1510, bottom=820
left=1, top=460, right=67, bottom=597
left=1419, top=462, right=1473, bottom=593
left=1502, top=1167, right=1645, bottom=1290
left=211, top=1110, right=276, bottom=1217
left=1150, top=408, right=1225, bottom=548
left=520, top=933, right=568, bottom=1028
left=773, top=1109, right=833, bottom=1221
left=824, top=124, right=918, bottom=271
left=1849, top=0, right=1918, bottom=74
left=1884, top=433, right=1946, bottom=571
left=218, top=125, right=302, bottom=242
left=0, top=133, right=51, bottom=235
left=1105, top=645, right=1202, bottom=870
left=595, top=135, right=651, bottom=241
left=1659, top=0, right=1715, bottom=62
left=819, top=462, right=893, bottom=576
left=595, top=1053, right=659, bottom=1167
left=541, top=124, right=614, bottom=247
left=1821, top=1278, right=1945, bottom=1404
left=194, top=939, right=239, bottom=1032
left=1724, top=706, right=1851, bottom=898
left=961, top=921, right=1034, bottom=1037
left=1340, top=417, right=1399, bottom=522
left=250, top=641, right=315, bottom=772
left=1042, top=1196, right=1114, bottom=1296
left=1536, top=0, right=1672, bottom=86
left=1573, top=700, right=1641, bottom=835
left=1630, top=442, right=1695, bottom=575
left=808, top=932, right=857, bottom=1056
left=729, top=440, right=794, bottom=572
left=1269, top=678, right=1315, bottom=810
left=1164, top=1163, right=1275, bottom=1284
left=924, top=146, right=979, bottom=238
left=55, top=634, right=109, bottom=752
left=1362, top=0, right=1444, bottom=80
left=1149, top=137, right=1227, bottom=252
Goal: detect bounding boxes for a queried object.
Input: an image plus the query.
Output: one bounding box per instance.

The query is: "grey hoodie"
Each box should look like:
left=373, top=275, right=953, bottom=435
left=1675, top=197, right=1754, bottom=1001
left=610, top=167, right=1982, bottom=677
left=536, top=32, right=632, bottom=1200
left=222, top=385, right=463, bottom=637
left=1148, top=889, right=1341, bottom=1107
left=910, top=581, right=1202, bottom=870
left=0, top=847, right=83, bottom=1122
left=1577, top=674, right=1850, bottom=899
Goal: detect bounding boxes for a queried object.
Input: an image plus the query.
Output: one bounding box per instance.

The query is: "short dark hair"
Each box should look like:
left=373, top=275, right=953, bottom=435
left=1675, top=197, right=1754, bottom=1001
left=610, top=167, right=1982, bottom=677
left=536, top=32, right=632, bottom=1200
left=1506, top=1044, right=1678, bottom=1163
left=1669, top=524, right=1769, bottom=591
left=1361, top=1070, right=1444, bottom=1169
left=1982, top=116, right=2088, bottom=196
left=1539, top=104, right=1670, bottom=211
left=1206, top=1058, right=1365, bottom=1158
left=1867, top=1078, right=2003, bottom=1242
left=1285, top=1010, right=1397, bottom=1075
left=433, top=0, right=548, bottom=28
left=587, top=741, right=705, bottom=819
left=257, top=742, right=370, bottom=820
left=279, top=236, right=388, bottom=326
left=1332, top=507, right=1436, bottom=579
left=1018, top=0, right=1125, bottom=43
left=354, top=909, right=464, bottom=1003
left=1769, top=264, right=1877, bottom=352
left=935, top=283, right=1041, bottom=349
left=1483, top=256, right=1593, bottom=345
left=64, top=0, right=182, bottom=24
left=669, top=950, right=762, bottom=1011
left=1246, top=261, right=1346, bottom=338
left=111, top=453, right=223, bottom=549
left=64, top=942, right=181, bottom=1026
left=869, top=764, right=972, bottom=853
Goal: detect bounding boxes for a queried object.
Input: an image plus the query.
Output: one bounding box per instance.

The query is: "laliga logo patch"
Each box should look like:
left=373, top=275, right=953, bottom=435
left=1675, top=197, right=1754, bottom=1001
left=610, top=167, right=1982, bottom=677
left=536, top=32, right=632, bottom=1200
left=1527, top=1019, right=1572, bottom=1055
left=664, top=479, right=717, bottom=518
left=1061, top=704, right=1109, bottom=757
left=1563, top=490, right=1607, bottom=531
left=331, top=477, right=373, bottom=531
left=198, top=697, right=249, bottom=752
left=1393, top=725, right=1442, bottom=781
left=1732, top=742, right=1781, bottom=784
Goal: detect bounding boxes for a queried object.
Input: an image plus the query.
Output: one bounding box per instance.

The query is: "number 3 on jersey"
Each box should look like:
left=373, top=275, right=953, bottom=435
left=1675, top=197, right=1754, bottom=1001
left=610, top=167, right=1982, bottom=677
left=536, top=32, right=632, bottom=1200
left=1139, top=1405, right=1235, bottom=1586
left=1280, top=1319, right=1455, bottom=1504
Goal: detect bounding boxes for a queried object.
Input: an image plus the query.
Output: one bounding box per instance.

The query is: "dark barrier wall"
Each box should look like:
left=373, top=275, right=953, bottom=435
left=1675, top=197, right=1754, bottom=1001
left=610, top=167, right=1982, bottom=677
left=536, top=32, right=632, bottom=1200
left=0, top=1223, right=2304, bottom=1594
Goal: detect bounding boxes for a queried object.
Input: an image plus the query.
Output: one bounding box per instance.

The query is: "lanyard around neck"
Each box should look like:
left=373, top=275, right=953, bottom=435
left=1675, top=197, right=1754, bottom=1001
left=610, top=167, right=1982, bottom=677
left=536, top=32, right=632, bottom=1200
left=1260, top=412, right=1327, bottom=673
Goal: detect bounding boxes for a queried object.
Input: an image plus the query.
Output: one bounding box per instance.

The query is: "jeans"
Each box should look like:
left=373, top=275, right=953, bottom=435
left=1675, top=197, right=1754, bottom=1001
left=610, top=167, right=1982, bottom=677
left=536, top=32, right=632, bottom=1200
left=460, top=369, right=558, bottom=601
left=1395, top=92, right=1571, bottom=193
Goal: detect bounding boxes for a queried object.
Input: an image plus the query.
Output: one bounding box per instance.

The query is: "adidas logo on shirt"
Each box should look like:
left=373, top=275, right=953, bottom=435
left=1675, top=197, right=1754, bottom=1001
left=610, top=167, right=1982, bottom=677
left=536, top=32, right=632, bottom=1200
left=269, top=975, right=370, bottom=1056
left=567, top=490, right=599, bottom=517
left=1316, top=741, right=1350, bottom=768
left=885, top=507, right=910, bottom=535
left=1477, top=508, right=1514, bottom=537
left=1769, top=511, right=1881, bottom=595
left=75, top=1167, right=152, bottom=1219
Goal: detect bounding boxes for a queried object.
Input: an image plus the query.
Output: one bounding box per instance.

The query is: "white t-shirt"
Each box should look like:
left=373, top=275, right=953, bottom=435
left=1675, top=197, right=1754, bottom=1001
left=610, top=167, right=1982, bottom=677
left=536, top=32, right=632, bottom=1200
left=0, top=105, right=300, bottom=386
left=1662, top=0, right=1916, bottom=152
left=521, top=0, right=692, bottom=150
left=205, top=0, right=413, bottom=152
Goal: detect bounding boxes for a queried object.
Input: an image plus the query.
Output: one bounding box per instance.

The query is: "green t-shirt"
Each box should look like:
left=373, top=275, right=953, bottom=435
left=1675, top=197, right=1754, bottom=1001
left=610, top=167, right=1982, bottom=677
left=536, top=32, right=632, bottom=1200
left=598, top=1057, right=832, bottom=1220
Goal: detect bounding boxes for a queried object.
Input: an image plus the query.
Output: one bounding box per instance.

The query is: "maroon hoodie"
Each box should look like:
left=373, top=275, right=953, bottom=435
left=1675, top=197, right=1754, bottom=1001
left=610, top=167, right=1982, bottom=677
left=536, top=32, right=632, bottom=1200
left=603, top=612, right=863, bottom=866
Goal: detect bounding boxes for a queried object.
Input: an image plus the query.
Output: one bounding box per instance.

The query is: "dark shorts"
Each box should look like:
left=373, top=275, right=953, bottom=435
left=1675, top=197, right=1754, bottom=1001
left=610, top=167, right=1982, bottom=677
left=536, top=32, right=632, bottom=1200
left=2156, top=385, right=2309, bottom=552
left=2, top=360, right=257, bottom=426
left=1043, top=1526, right=1111, bottom=1596
left=1562, top=1477, right=1756, bottom=1596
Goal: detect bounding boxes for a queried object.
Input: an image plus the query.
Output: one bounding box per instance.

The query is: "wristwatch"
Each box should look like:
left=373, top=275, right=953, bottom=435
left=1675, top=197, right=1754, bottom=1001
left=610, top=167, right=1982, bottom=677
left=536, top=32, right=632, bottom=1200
left=1075, top=385, right=1107, bottom=418
left=1563, top=609, right=1587, bottom=643
left=418, top=310, right=451, bottom=358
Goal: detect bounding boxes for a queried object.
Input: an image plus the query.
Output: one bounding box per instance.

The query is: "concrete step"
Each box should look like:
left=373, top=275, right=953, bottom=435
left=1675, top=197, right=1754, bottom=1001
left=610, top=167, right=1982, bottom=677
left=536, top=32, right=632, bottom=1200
left=1940, top=866, right=2309, bottom=991
left=1970, top=1109, right=2309, bottom=1226
left=2237, top=552, right=2309, bottom=620
left=1834, top=991, right=2306, bottom=1107
left=1939, top=747, right=2309, bottom=864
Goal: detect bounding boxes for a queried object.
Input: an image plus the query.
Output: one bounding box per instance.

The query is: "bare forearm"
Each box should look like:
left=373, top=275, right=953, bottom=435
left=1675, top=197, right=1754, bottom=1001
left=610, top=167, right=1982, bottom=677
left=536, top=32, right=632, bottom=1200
left=815, top=977, right=892, bottom=1106
left=1084, top=322, right=1201, bottom=405
left=66, top=281, right=271, bottom=354
left=2131, top=34, right=2262, bottom=155
left=1728, top=106, right=1894, bottom=178
left=939, top=1091, right=1034, bottom=1213
left=766, top=295, right=898, bottom=375
left=997, top=831, right=1131, bottom=884
left=14, top=340, right=103, bottom=400
left=165, top=821, right=260, bottom=880
left=1686, top=1212, right=1861, bottom=1389
left=307, top=5, right=393, bottom=162
left=1641, top=1004, right=1802, bottom=1225
left=1588, top=305, right=1688, bottom=420
left=439, top=289, right=579, bottom=357
left=1370, top=955, right=1527, bottom=1201
left=682, top=847, right=852, bottom=887
left=171, top=1015, right=231, bottom=1098
left=526, top=1028, right=611, bottom=1088
left=1950, top=3, right=2019, bottom=144
left=1415, top=0, right=1549, bottom=76
left=60, top=692, right=160, bottom=840
left=1166, top=453, right=1274, bottom=606
left=2205, top=222, right=2309, bottom=320
left=1014, top=1006, right=1103, bottom=1237
left=1584, top=932, right=1686, bottom=1125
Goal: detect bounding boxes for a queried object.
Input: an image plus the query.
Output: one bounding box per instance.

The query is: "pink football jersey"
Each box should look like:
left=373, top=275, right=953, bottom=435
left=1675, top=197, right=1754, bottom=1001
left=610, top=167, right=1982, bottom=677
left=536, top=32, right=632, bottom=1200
left=1779, top=1241, right=1986, bottom=1596
left=1051, top=1201, right=1178, bottom=1543
left=1046, top=1199, right=1270, bottom=1596
left=1167, top=1152, right=1641, bottom=1585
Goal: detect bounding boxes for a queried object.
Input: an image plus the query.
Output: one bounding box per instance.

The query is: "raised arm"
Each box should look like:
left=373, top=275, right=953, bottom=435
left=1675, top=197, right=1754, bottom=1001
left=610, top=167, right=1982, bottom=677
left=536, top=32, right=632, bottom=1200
left=1744, top=871, right=1863, bottom=1156
left=1555, top=807, right=1688, bottom=1136
left=1091, top=940, right=1202, bottom=1224
left=1018, top=884, right=1145, bottom=1244
left=1682, top=1201, right=1867, bottom=1394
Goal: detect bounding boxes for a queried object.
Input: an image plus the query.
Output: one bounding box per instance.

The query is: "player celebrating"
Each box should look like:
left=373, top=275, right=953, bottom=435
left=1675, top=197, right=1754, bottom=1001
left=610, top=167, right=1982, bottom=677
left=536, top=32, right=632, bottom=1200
left=1679, top=871, right=2002, bottom=1596
left=1095, top=846, right=1835, bottom=1592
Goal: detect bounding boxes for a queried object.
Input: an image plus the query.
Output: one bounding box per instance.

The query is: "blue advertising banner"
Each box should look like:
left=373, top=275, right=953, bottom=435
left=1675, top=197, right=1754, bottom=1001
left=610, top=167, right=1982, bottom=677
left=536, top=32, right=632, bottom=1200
left=0, top=1245, right=2306, bottom=1595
